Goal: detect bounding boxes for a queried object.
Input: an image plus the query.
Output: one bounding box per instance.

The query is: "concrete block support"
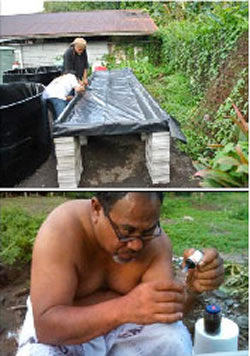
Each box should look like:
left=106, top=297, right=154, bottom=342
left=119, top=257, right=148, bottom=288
left=54, top=137, right=83, bottom=188
left=145, top=131, right=170, bottom=184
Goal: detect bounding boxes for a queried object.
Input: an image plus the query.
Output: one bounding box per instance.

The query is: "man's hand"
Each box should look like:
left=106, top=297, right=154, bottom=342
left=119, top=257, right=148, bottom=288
left=183, top=248, right=224, bottom=294
left=81, top=77, right=88, bottom=86
left=75, top=84, right=85, bottom=93
left=124, top=280, right=185, bottom=325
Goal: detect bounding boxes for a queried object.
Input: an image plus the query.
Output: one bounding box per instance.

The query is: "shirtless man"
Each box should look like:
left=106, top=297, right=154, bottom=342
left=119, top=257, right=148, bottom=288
left=16, top=192, right=224, bottom=356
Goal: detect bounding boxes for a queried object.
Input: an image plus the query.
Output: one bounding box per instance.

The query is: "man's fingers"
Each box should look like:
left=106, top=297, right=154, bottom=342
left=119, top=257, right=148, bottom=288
left=183, top=248, right=196, bottom=260
left=198, top=248, right=220, bottom=268
left=155, top=312, right=183, bottom=324
left=157, top=302, right=184, bottom=314
left=197, top=274, right=224, bottom=288
left=154, top=280, right=184, bottom=293
left=195, top=264, right=225, bottom=280
left=192, top=273, right=225, bottom=293
left=154, top=290, right=185, bottom=303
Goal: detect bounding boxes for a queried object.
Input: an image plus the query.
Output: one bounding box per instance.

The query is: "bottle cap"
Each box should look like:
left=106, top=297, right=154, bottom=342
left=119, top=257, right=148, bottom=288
left=205, top=304, right=221, bottom=314
left=186, top=250, right=204, bottom=269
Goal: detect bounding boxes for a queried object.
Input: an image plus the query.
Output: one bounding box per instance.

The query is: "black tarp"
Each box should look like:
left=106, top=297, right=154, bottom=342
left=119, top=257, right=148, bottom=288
left=53, top=68, right=187, bottom=142
left=3, top=66, right=62, bottom=86
left=0, top=82, right=51, bottom=187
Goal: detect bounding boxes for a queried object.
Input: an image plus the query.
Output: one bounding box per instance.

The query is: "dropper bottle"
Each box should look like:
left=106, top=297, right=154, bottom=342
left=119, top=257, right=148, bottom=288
left=182, top=249, right=204, bottom=273
left=177, top=250, right=204, bottom=284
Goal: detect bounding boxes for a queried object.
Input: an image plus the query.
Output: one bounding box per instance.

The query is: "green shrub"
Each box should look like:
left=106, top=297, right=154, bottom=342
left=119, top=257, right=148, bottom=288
left=159, top=3, right=248, bottom=95
left=222, top=262, right=248, bottom=303
left=195, top=104, right=248, bottom=187
left=0, top=207, right=45, bottom=265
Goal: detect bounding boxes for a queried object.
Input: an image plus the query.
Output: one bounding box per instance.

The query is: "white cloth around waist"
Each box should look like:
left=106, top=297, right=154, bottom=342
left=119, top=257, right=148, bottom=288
left=16, top=296, right=192, bottom=356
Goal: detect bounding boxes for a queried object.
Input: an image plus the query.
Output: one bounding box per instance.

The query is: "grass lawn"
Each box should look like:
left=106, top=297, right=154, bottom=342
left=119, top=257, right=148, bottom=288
left=0, top=195, right=69, bottom=215
left=161, top=192, right=248, bottom=255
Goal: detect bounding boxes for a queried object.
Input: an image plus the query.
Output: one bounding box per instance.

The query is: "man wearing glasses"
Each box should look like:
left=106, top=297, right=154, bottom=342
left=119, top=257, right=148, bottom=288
left=16, top=192, right=224, bottom=356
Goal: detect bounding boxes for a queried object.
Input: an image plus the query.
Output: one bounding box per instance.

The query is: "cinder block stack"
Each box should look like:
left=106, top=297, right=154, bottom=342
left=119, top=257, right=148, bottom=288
left=145, top=131, right=170, bottom=184
left=54, top=137, right=83, bottom=188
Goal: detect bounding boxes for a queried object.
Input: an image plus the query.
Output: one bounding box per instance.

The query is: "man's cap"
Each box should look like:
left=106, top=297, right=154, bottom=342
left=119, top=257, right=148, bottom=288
left=71, top=37, right=87, bottom=49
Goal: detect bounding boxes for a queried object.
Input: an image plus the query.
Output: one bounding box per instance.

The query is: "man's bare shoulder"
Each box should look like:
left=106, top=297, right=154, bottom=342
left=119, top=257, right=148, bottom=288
left=33, top=199, right=92, bottom=258
left=148, top=231, right=172, bottom=258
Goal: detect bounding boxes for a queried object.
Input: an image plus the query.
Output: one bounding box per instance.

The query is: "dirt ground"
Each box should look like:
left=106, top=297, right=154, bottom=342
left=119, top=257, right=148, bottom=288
left=16, top=135, right=200, bottom=189
left=0, top=254, right=248, bottom=356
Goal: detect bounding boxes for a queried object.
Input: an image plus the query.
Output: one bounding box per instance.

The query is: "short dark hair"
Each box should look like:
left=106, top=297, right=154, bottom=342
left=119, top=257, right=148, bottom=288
left=95, top=192, right=164, bottom=216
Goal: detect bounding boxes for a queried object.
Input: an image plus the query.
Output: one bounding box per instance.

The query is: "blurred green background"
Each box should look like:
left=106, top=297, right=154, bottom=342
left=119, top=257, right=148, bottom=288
left=0, top=192, right=248, bottom=265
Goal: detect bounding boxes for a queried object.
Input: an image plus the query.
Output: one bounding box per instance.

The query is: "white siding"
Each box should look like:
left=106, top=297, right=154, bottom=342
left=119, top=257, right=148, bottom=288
left=14, top=41, right=109, bottom=68
left=0, top=47, right=15, bottom=83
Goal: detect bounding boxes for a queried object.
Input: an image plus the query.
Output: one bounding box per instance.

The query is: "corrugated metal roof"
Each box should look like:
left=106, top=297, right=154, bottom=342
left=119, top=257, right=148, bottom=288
left=0, top=10, right=158, bottom=39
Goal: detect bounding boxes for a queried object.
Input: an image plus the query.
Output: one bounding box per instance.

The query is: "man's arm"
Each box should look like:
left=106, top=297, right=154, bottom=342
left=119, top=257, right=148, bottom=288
left=141, top=237, right=224, bottom=315
left=141, top=233, right=174, bottom=283
left=82, top=69, right=88, bottom=86
left=141, top=234, right=190, bottom=316
left=73, top=290, right=121, bottom=307
left=82, top=50, right=88, bottom=85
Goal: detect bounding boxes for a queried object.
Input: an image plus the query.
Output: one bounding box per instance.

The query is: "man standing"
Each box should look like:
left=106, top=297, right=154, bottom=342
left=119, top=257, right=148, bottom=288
left=63, top=37, right=89, bottom=85
left=16, top=192, right=224, bottom=356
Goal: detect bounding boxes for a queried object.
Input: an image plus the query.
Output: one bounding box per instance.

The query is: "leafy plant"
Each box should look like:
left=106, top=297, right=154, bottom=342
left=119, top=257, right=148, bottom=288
left=222, top=262, right=248, bottom=303
left=159, top=6, right=246, bottom=96
left=0, top=207, right=45, bottom=265
left=195, top=104, right=248, bottom=187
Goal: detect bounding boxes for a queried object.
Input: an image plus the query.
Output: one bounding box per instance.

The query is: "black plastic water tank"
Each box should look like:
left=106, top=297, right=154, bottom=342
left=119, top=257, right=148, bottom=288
left=0, top=82, right=51, bottom=187
left=3, top=66, right=62, bottom=86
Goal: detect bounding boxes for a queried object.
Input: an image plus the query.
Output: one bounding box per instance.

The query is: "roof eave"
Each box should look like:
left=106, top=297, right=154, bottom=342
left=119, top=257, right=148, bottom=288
left=0, top=32, right=156, bottom=41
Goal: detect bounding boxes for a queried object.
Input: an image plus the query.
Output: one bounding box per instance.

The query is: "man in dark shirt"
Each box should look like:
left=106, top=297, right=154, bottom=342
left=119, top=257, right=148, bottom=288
left=63, top=37, right=89, bottom=85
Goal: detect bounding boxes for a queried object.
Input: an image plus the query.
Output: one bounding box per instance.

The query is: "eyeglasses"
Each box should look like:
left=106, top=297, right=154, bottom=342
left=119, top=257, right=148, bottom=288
left=106, top=213, right=162, bottom=243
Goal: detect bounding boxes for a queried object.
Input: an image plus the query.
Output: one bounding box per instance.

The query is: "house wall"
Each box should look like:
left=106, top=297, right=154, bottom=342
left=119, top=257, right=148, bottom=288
left=12, top=41, right=109, bottom=68
left=0, top=47, right=15, bottom=83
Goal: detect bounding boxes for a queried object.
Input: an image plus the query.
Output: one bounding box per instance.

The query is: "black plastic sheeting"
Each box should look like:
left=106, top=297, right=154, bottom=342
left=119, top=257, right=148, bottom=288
left=0, top=82, right=51, bottom=187
left=53, top=68, right=187, bottom=142
left=3, top=66, right=62, bottom=86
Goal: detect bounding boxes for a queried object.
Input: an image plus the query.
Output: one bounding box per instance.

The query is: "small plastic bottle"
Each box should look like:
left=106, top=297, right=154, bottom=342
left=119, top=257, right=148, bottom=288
left=194, top=304, right=238, bottom=353
left=176, top=250, right=204, bottom=284
left=204, top=304, right=222, bottom=335
left=182, top=250, right=204, bottom=273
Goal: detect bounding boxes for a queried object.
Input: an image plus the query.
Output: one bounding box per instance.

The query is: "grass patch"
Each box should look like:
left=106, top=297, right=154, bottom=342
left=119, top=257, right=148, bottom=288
left=0, top=195, right=69, bottom=216
left=146, top=72, right=200, bottom=121
left=160, top=192, right=248, bottom=255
